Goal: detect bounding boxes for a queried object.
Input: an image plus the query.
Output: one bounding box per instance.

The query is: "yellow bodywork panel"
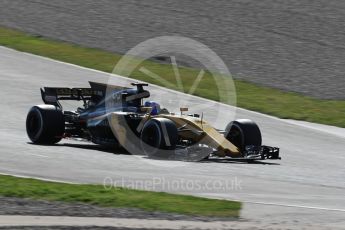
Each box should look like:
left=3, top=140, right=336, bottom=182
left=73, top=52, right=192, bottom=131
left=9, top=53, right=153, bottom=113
left=158, top=114, right=241, bottom=157
left=109, top=112, right=241, bottom=158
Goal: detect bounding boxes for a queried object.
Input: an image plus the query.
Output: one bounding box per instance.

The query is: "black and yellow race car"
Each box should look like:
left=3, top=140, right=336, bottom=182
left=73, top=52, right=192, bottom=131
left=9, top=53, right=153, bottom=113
left=26, top=82, right=280, bottom=162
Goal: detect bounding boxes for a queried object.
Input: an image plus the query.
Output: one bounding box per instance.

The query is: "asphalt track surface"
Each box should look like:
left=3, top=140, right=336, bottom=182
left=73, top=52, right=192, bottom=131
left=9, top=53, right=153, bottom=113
left=1, top=0, right=345, bottom=99
left=0, top=46, right=345, bottom=229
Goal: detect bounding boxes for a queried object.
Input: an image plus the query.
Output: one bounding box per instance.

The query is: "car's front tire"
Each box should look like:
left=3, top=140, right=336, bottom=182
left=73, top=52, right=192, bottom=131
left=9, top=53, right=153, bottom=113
left=224, top=119, right=262, bottom=153
left=140, top=118, right=178, bottom=158
left=26, top=105, right=65, bottom=144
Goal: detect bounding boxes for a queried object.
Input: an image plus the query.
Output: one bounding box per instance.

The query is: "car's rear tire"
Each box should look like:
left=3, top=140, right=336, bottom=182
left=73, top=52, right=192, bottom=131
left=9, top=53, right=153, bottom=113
left=140, top=118, right=178, bottom=158
left=26, top=105, right=65, bottom=144
left=224, top=119, right=262, bottom=153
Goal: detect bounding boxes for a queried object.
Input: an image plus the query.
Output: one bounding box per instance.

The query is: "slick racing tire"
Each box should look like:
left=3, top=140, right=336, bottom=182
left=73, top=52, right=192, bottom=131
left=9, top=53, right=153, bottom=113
left=140, top=118, right=178, bottom=158
left=26, top=105, right=65, bottom=144
left=225, top=119, right=262, bottom=152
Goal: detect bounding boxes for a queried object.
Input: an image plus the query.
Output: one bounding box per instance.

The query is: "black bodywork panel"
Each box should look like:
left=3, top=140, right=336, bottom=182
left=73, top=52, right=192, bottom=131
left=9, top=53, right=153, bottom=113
left=40, top=82, right=149, bottom=146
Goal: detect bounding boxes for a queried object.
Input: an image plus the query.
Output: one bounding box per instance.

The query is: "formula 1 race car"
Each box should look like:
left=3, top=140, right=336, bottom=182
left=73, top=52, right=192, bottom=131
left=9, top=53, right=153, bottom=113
left=26, top=82, right=280, bottom=162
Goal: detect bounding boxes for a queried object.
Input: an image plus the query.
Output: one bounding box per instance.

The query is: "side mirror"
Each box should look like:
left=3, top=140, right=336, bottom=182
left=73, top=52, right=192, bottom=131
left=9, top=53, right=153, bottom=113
left=180, top=107, right=188, bottom=115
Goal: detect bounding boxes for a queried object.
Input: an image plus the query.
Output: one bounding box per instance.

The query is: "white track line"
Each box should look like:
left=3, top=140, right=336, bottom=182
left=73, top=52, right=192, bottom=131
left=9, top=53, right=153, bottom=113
left=26, top=153, right=50, bottom=158
left=243, top=200, right=345, bottom=212
left=0, top=172, right=82, bottom=184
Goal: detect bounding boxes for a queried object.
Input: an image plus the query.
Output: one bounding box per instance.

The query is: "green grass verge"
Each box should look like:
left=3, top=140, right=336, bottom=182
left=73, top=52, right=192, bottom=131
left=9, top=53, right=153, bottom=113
left=1, top=26, right=345, bottom=127
left=0, top=175, right=241, bottom=217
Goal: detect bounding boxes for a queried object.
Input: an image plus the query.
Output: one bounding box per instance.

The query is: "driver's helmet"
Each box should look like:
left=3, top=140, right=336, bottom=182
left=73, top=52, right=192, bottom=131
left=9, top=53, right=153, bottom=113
left=144, top=101, right=161, bottom=115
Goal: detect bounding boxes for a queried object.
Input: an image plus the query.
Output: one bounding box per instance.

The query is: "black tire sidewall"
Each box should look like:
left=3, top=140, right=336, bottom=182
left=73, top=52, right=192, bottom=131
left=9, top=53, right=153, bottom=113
left=140, top=118, right=178, bottom=158
left=26, top=105, right=65, bottom=144
left=225, top=119, right=262, bottom=152
left=26, top=107, right=44, bottom=142
left=141, top=119, right=163, bottom=150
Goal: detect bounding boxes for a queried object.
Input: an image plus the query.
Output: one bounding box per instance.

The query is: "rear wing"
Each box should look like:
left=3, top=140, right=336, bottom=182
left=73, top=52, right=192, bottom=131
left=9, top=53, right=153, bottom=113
left=40, top=81, right=130, bottom=107
left=41, top=87, right=95, bottom=107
